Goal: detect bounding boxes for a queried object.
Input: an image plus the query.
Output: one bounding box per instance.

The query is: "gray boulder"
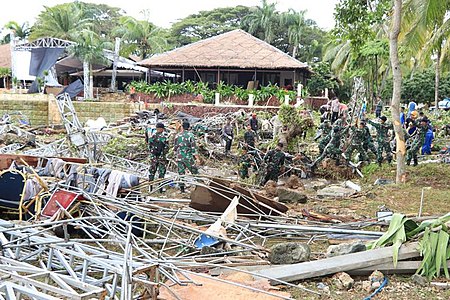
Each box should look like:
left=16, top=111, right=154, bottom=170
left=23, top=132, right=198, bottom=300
left=269, top=242, right=310, bottom=264
left=326, top=241, right=366, bottom=257
left=277, top=187, right=307, bottom=203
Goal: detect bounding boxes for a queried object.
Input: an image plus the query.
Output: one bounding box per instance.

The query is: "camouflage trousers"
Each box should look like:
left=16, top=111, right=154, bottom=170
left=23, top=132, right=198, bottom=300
left=239, top=165, right=250, bottom=179
left=177, top=157, right=199, bottom=191
left=377, top=141, right=392, bottom=163
left=406, top=141, right=421, bottom=165
left=262, top=166, right=280, bottom=185
left=345, top=143, right=368, bottom=162
left=364, top=142, right=378, bottom=158
left=314, top=144, right=342, bottom=166
left=148, top=155, right=168, bottom=181
left=318, top=136, right=331, bottom=154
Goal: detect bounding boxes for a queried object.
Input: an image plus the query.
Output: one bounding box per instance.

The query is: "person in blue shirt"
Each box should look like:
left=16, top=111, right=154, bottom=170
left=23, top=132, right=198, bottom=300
left=421, top=118, right=434, bottom=155
left=407, top=101, right=417, bottom=118
left=400, top=107, right=405, bottom=126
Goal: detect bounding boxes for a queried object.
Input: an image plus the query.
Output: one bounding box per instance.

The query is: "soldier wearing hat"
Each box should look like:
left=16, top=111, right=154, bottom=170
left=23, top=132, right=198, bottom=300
left=317, top=119, right=332, bottom=155
left=147, top=123, right=169, bottom=191
left=406, top=117, right=429, bottom=166
left=361, top=120, right=378, bottom=159
left=262, top=142, right=285, bottom=185
left=174, top=121, right=200, bottom=192
left=368, top=115, right=393, bottom=166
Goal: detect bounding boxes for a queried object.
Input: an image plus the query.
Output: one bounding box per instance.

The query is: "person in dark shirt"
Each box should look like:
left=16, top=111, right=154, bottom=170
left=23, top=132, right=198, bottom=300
left=249, top=113, right=258, bottom=133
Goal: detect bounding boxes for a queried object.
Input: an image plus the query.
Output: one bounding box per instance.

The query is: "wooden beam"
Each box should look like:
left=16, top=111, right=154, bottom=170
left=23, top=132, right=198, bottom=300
left=255, top=243, right=419, bottom=283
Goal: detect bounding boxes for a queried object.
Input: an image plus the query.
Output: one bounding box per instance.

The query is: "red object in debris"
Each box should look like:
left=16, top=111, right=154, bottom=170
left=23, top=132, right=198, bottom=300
left=41, top=189, right=83, bottom=218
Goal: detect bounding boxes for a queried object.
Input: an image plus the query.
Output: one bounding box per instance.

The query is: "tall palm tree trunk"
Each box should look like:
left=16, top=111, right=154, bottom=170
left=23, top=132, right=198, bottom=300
left=435, top=48, right=441, bottom=110
left=292, top=45, right=298, bottom=58
left=390, top=0, right=406, bottom=184
left=83, top=61, right=89, bottom=100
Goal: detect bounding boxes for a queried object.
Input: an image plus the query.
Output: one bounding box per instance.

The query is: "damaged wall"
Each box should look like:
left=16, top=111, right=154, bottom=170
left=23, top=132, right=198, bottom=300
left=0, top=93, right=141, bottom=125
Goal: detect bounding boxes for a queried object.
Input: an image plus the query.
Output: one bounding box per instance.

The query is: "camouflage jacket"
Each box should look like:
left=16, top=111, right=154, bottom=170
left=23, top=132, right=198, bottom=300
left=264, top=149, right=285, bottom=170
left=239, top=153, right=253, bottom=168
left=148, top=131, right=169, bottom=157
left=319, top=123, right=332, bottom=137
left=367, top=120, right=393, bottom=143
left=362, top=126, right=373, bottom=144
left=244, top=130, right=257, bottom=146
left=328, top=127, right=342, bottom=148
left=174, top=130, right=198, bottom=160
left=349, top=126, right=365, bottom=145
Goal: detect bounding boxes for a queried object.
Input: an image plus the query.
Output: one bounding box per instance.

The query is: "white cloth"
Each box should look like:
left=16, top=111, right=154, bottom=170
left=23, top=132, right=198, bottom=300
left=105, top=170, right=123, bottom=197
left=331, top=99, right=340, bottom=112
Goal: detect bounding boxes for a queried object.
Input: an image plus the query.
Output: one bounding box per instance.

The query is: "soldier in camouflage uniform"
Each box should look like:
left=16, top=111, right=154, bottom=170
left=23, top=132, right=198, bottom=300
left=311, top=124, right=344, bottom=168
left=406, top=118, right=428, bottom=166
left=317, top=119, right=332, bottom=154
left=174, top=121, right=199, bottom=192
left=361, top=120, right=378, bottom=159
left=262, top=142, right=285, bottom=185
left=368, top=116, right=393, bottom=166
left=343, top=121, right=368, bottom=162
left=147, top=123, right=169, bottom=191
left=238, top=147, right=253, bottom=179
left=243, top=124, right=257, bottom=149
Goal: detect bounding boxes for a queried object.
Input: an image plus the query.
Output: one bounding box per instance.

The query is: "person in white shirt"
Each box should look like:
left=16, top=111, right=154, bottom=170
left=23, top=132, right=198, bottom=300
left=331, top=97, right=340, bottom=123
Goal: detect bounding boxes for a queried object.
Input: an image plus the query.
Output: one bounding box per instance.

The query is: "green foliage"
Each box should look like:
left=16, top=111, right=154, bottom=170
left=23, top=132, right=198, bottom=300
left=114, top=16, right=168, bottom=59
left=333, top=0, right=390, bottom=52
left=30, top=2, right=122, bottom=41
left=169, top=6, right=251, bottom=47
left=381, top=69, right=450, bottom=104
left=30, top=2, right=93, bottom=41
left=129, top=80, right=294, bottom=104
left=306, top=62, right=339, bottom=96
left=370, top=212, right=450, bottom=279
left=0, top=67, right=11, bottom=78
left=1, top=21, right=30, bottom=43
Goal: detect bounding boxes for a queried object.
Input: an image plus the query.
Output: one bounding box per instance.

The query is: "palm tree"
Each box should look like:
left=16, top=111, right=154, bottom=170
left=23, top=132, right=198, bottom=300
left=402, top=0, right=450, bottom=109
left=30, top=3, right=91, bottom=41
left=281, top=9, right=307, bottom=58
left=2, top=21, right=30, bottom=43
left=70, top=30, right=111, bottom=99
left=243, top=0, right=279, bottom=43
left=114, top=16, right=167, bottom=59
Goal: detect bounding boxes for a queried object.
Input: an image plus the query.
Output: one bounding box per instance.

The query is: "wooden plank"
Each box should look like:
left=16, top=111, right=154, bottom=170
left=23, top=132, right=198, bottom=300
left=256, top=242, right=419, bottom=283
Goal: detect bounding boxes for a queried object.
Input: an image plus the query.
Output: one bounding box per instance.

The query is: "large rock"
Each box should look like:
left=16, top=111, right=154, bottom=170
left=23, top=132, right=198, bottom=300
left=285, top=174, right=303, bottom=189
left=326, top=241, right=366, bottom=257
left=264, top=180, right=278, bottom=197
left=277, top=187, right=307, bottom=203
left=332, top=272, right=354, bottom=290
left=317, top=185, right=356, bottom=198
left=269, top=242, right=310, bottom=265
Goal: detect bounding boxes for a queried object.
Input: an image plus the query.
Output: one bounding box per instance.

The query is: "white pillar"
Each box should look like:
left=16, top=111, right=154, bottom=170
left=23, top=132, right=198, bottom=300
left=83, top=61, right=89, bottom=100
left=297, top=83, right=303, bottom=97
left=215, top=92, right=220, bottom=106
left=324, top=88, right=329, bottom=98
left=110, top=37, right=121, bottom=92
left=248, top=94, right=254, bottom=107
left=284, top=94, right=290, bottom=105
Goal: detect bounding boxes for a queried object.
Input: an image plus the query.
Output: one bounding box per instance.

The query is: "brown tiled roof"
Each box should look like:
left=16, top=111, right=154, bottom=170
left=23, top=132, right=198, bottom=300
left=140, top=29, right=308, bottom=70
left=0, top=44, right=11, bottom=69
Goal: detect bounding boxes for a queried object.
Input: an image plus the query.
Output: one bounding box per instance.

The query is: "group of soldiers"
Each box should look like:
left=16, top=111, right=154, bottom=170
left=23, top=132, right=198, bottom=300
left=313, top=113, right=432, bottom=168
left=146, top=121, right=199, bottom=193
left=146, top=108, right=433, bottom=193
